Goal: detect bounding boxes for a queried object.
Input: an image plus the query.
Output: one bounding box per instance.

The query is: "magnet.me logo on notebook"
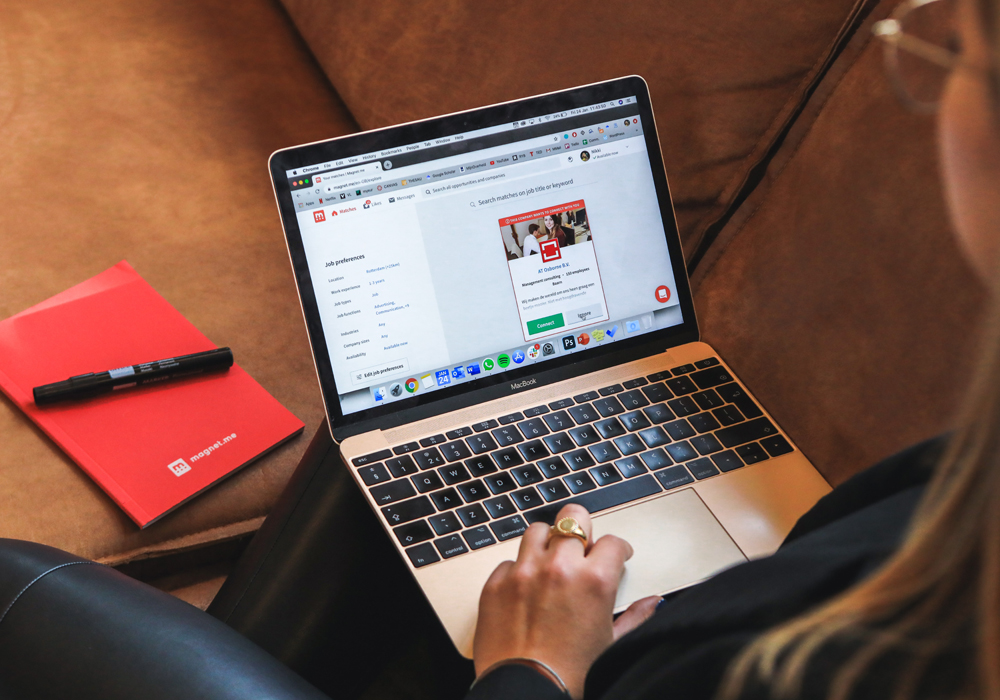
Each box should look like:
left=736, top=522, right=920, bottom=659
left=167, top=432, right=238, bottom=477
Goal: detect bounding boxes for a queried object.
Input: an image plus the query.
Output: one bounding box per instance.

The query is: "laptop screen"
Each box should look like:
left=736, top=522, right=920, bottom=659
left=272, top=78, right=695, bottom=429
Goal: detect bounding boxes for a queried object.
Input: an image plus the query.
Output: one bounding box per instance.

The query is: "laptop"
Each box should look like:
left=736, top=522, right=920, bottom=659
left=269, top=75, right=831, bottom=657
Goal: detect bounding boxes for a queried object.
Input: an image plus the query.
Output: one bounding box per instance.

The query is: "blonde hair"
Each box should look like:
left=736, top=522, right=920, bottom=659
left=719, top=1, right=1000, bottom=697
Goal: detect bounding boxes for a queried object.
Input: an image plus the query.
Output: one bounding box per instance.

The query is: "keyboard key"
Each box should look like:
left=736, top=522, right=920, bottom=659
left=490, top=515, right=529, bottom=541
left=640, top=449, right=673, bottom=469
left=573, top=391, right=600, bottom=402
left=419, top=434, right=447, bottom=447
left=543, top=432, right=574, bottom=454
left=455, top=504, right=488, bottom=528
left=512, top=464, right=544, bottom=487
left=692, top=389, right=724, bottom=411
left=381, top=497, right=435, bottom=525
left=492, top=426, right=524, bottom=447
left=458, top=480, right=490, bottom=502
left=434, top=534, right=469, bottom=559
left=593, top=397, right=625, bottom=417
left=358, top=463, right=390, bottom=486
left=689, top=366, right=735, bottom=390
left=646, top=371, right=671, bottom=382
left=686, top=458, right=720, bottom=480
left=716, top=417, right=779, bottom=448
left=511, top=487, right=544, bottom=510
left=524, top=405, right=549, bottom=417
left=665, top=441, right=698, bottom=462
left=595, top=417, right=627, bottom=440
left=664, top=419, right=696, bottom=441
left=761, top=435, right=794, bottom=457
left=653, top=466, right=694, bottom=490
left=518, top=440, right=550, bottom=462
left=543, top=411, right=573, bottom=431
left=463, top=526, right=497, bottom=550
left=589, top=441, right=622, bottom=463
left=641, top=382, right=673, bottom=403
left=715, top=382, right=764, bottom=419
left=620, top=410, right=651, bottom=432
left=370, top=479, right=417, bottom=505
left=618, top=390, right=650, bottom=409
left=499, top=412, right=524, bottom=425
left=736, top=442, right=771, bottom=464
left=484, top=495, right=516, bottom=519
left=428, top=512, right=462, bottom=535
left=566, top=449, right=597, bottom=471
left=353, top=449, right=392, bottom=467
left=549, top=398, right=575, bottom=410
left=569, top=425, right=601, bottom=447
left=517, top=417, right=550, bottom=439
left=539, top=479, right=571, bottom=502
left=414, top=448, right=445, bottom=470
left=569, top=403, right=600, bottom=424
left=492, top=447, right=525, bottom=469
left=613, top=433, right=645, bottom=456
left=467, top=433, right=499, bottom=454
left=589, top=464, right=623, bottom=486
left=666, top=396, right=699, bottom=417
left=672, top=364, right=696, bottom=376
left=438, top=464, right=471, bottom=485
left=599, top=384, right=624, bottom=396
left=712, top=450, right=745, bottom=472
left=564, top=472, right=597, bottom=494
left=440, top=440, right=471, bottom=462
left=623, top=377, right=648, bottom=389
left=406, top=542, right=440, bottom=568
left=473, top=419, right=499, bottom=432
left=712, top=405, right=745, bottom=426
left=430, top=487, right=462, bottom=511
left=689, top=413, right=722, bottom=433
left=614, top=456, right=649, bottom=478
left=393, top=442, right=419, bottom=455
left=525, top=475, right=662, bottom=524
left=694, top=357, right=721, bottom=369
left=638, top=426, right=670, bottom=448
left=464, top=456, right=498, bottom=477
left=537, top=456, right=570, bottom=479
left=665, top=376, right=698, bottom=395
left=483, top=472, right=518, bottom=494
left=446, top=426, right=474, bottom=440
left=411, top=472, right=445, bottom=493
left=643, top=403, right=675, bottom=424
left=691, top=434, right=724, bottom=455
left=386, top=455, right=418, bottom=478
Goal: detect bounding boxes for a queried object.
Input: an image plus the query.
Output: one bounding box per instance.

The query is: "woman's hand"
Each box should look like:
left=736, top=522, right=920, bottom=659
left=473, top=504, right=661, bottom=699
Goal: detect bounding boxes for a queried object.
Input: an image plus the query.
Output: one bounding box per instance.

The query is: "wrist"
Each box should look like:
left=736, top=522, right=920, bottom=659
left=471, top=657, right=571, bottom=696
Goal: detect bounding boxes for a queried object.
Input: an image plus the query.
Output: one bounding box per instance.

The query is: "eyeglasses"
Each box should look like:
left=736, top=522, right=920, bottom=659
left=873, top=0, right=959, bottom=113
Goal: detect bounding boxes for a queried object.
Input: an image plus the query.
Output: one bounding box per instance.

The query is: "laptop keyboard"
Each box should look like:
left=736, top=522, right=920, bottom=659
left=350, top=357, right=794, bottom=569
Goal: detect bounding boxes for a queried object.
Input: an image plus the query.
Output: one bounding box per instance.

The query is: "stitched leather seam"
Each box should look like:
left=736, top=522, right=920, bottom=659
left=0, top=561, right=98, bottom=627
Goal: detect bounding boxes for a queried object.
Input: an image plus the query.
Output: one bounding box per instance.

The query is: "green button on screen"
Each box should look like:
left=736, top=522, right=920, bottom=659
left=527, top=313, right=565, bottom=335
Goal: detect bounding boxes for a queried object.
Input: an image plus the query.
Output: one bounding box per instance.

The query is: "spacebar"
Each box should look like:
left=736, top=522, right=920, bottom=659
left=524, top=475, right=663, bottom=525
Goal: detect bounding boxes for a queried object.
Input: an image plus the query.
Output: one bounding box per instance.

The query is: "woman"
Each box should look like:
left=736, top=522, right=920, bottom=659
left=467, top=0, right=1000, bottom=697
left=543, top=214, right=571, bottom=247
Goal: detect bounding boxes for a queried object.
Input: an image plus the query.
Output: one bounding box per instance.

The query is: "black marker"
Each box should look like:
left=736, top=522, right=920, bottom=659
left=33, top=348, right=234, bottom=405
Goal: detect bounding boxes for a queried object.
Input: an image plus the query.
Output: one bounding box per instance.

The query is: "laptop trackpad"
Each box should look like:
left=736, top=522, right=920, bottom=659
left=592, top=488, right=748, bottom=611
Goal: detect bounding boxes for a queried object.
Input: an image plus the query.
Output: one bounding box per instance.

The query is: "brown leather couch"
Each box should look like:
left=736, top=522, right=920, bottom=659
left=0, top=0, right=983, bottom=602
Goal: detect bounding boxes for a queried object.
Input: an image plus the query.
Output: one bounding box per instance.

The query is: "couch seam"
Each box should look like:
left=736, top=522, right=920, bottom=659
left=0, top=561, right=100, bottom=627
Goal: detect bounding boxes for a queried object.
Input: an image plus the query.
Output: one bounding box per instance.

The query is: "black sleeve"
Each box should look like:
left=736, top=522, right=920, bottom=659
left=464, top=663, right=569, bottom=700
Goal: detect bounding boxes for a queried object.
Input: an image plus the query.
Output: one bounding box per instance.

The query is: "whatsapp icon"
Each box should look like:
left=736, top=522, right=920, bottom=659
left=483, top=358, right=495, bottom=371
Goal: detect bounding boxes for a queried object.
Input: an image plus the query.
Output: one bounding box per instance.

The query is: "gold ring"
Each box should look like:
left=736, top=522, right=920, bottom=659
left=549, top=516, right=588, bottom=547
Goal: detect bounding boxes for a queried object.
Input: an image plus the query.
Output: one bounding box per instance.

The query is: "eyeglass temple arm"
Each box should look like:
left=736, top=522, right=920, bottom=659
left=873, top=19, right=959, bottom=70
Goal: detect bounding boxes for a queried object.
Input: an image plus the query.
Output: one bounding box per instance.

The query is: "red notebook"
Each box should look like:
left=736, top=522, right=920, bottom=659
left=0, top=261, right=304, bottom=528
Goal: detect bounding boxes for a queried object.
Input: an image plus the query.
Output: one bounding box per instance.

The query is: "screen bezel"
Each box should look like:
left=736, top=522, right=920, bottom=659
left=269, top=76, right=699, bottom=442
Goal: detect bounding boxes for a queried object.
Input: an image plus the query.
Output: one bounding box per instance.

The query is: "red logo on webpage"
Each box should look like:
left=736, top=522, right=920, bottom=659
left=313, top=210, right=326, bottom=223
left=540, top=239, right=561, bottom=262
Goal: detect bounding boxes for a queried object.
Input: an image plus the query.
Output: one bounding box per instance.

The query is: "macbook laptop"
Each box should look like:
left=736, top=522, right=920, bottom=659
left=269, top=76, right=831, bottom=657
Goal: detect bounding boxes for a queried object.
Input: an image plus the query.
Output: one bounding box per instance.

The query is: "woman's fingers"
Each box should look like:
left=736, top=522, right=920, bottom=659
left=546, top=503, right=593, bottom=556
left=612, top=596, right=661, bottom=641
left=517, top=521, right=550, bottom=562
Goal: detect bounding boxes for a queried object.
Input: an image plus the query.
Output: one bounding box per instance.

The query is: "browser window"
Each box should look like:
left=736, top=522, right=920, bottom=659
left=288, top=99, right=683, bottom=415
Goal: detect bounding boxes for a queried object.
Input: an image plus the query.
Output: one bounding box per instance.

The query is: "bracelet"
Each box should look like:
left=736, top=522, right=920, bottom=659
left=470, top=657, right=570, bottom=695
